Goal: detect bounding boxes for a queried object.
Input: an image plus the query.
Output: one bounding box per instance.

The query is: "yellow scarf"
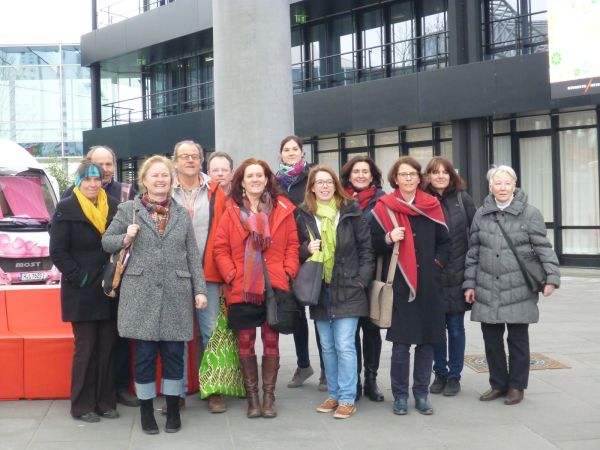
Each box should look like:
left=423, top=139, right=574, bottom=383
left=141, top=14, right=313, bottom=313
left=73, top=187, right=109, bottom=234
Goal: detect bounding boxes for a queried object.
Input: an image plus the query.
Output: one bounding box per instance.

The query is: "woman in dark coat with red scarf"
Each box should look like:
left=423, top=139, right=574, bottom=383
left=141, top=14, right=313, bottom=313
left=370, top=156, right=451, bottom=416
left=341, top=156, right=385, bottom=402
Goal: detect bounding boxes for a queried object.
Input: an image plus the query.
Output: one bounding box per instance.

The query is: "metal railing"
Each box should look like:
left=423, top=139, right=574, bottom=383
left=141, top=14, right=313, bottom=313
left=292, top=31, right=448, bottom=93
left=483, top=9, right=548, bottom=59
left=97, top=0, right=175, bottom=28
left=101, top=80, right=213, bottom=125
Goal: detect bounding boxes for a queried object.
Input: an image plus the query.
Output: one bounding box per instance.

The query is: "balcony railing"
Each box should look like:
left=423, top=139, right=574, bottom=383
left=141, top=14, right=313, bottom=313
left=97, top=0, right=175, bottom=28
left=483, top=9, right=548, bottom=59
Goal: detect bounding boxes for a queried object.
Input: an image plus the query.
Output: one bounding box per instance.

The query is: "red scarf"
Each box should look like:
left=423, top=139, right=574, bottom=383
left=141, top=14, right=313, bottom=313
left=141, top=194, right=170, bottom=235
left=345, top=185, right=377, bottom=211
left=371, top=188, right=446, bottom=301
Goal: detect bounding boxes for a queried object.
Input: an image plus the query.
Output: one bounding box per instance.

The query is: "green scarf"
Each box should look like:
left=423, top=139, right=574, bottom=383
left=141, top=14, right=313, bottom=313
left=315, top=198, right=338, bottom=283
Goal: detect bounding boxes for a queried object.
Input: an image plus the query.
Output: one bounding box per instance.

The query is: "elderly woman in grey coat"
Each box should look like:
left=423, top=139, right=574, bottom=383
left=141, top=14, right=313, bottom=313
left=463, top=165, right=560, bottom=406
left=102, top=155, right=208, bottom=435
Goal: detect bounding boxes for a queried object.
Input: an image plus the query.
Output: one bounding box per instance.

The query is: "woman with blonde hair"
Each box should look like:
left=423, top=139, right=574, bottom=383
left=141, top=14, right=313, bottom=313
left=295, top=165, right=374, bottom=419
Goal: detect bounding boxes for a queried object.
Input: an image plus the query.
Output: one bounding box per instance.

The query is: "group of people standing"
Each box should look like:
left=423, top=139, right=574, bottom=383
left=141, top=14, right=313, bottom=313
left=49, top=135, right=560, bottom=434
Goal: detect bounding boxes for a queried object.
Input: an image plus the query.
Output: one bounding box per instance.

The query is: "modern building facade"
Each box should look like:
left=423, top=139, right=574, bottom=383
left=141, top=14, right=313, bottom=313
left=0, top=44, right=91, bottom=160
left=81, top=0, right=600, bottom=266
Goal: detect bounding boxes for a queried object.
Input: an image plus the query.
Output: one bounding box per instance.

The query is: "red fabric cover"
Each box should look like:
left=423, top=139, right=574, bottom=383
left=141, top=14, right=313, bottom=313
left=214, top=196, right=299, bottom=306
left=0, top=176, right=50, bottom=221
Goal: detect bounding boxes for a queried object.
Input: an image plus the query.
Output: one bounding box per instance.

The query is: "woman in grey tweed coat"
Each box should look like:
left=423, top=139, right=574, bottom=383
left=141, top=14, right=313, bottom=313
left=102, top=155, right=208, bottom=435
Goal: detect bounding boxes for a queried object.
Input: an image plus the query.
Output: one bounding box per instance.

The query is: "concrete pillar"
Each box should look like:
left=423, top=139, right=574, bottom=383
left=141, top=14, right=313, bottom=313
left=213, top=0, right=294, bottom=169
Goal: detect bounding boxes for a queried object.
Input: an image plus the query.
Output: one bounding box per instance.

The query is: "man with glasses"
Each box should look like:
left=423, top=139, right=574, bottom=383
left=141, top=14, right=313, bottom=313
left=171, top=140, right=227, bottom=413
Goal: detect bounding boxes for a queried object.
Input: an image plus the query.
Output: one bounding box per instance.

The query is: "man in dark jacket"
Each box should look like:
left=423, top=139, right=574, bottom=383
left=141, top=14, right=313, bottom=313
left=63, top=145, right=139, bottom=407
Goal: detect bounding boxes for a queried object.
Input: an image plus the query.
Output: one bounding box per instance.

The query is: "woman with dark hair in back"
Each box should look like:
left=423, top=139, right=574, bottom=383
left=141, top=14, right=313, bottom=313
left=422, top=157, right=476, bottom=397
left=340, top=155, right=385, bottom=402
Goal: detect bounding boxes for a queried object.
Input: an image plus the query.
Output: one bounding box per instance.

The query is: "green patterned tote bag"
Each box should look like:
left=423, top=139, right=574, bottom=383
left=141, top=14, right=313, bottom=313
left=199, top=298, right=246, bottom=399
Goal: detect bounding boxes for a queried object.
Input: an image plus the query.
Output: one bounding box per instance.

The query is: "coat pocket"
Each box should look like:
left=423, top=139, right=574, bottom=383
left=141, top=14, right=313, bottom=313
left=175, top=270, right=192, bottom=278
left=125, top=267, right=143, bottom=276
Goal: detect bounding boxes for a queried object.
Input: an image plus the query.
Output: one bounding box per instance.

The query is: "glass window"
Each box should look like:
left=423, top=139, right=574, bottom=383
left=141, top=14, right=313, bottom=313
left=318, top=152, right=340, bottom=173
left=439, top=124, right=452, bottom=139
left=519, top=136, right=553, bottom=221
left=359, top=9, right=384, bottom=80
left=374, top=130, right=399, bottom=145
left=558, top=110, right=597, bottom=128
left=318, top=136, right=338, bottom=151
left=0, top=46, right=60, bottom=66
left=391, top=1, right=415, bottom=73
left=308, top=23, right=327, bottom=89
left=421, top=0, right=447, bottom=69
left=303, top=142, right=313, bottom=163
left=345, top=134, right=367, bottom=148
left=493, top=136, right=512, bottom=166
left=61, top=46, right=81, bottom=64
left=375, top=146, right=400, bottom=191
left=409, top=146, right=433, bottom=169
left=405, top=127, right=431, bottom=142
left=291, top=28, right=305, bottom=94
left=516, top=115, right=550, bottom=131
left=493, top=119, right=511, bottom=134
left=440, top=140, right=453, bottom=161
left=330, top=15, right=356, bottom=86
left=562, top=230, right=600, bottom=255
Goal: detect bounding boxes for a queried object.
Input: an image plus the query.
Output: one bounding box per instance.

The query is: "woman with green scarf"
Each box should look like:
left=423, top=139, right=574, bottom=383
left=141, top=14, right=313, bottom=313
left=295, top=165, right=374, bottom=419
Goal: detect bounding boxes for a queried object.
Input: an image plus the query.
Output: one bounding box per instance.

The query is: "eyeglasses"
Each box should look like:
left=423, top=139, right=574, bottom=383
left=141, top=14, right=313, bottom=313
left=314, top=179, right=334, bottom=186
left=397, top=171, right=419, bottom=179
left=178, top=153, right=201, bottom=161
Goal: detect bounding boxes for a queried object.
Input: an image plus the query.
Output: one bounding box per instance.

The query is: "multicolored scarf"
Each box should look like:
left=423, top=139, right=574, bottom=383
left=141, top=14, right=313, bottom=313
left=345, top=185, right=377, bottom=211
left=275, top=160, right=308, bottom=190
left=371, top=188, right=446, bottom=301
left=315, top=198, right=338, bottom=283
left=141, top=194, right=170, bottom=235
left=73, top=187, right=109, bottom=234
left=240, top=194, right=273, bottom=304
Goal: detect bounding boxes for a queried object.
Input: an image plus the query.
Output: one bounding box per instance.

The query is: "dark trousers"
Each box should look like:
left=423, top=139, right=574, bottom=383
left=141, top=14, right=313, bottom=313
left=481, top=323, right=530, bottom=391
left=433, top=312, right=466, bottom=380
left=355, top=317, right=382, bottom=378
left=293, top=308, right=324, bottom=370
left=390, top=343, right=433, bottom=401
left=70, top=320, right=118, bottom=417
left=113, top=336, right=132, bottom=392
left=134, top=340, right=184, bottom=384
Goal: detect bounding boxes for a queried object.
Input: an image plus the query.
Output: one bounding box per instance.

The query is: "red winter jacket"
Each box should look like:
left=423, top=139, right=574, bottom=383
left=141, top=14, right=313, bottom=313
left=214, top=196, right=299, bottom=306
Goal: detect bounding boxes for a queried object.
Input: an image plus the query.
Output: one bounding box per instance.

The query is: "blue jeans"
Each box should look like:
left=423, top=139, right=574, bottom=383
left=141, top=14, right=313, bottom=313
left=315, top=317, right=359, bottom=404
left=134, top=340, right=184, bottom=400
left=432, top=312, right=466, bottom=380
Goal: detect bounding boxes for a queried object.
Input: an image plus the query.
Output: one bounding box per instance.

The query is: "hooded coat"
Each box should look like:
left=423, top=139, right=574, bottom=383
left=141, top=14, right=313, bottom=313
left=463, top=189, right=560, bottom=324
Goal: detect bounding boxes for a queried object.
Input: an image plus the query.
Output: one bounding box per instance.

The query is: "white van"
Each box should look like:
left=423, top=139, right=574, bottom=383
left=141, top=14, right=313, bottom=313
left=0, top=139, right=61, bottom=285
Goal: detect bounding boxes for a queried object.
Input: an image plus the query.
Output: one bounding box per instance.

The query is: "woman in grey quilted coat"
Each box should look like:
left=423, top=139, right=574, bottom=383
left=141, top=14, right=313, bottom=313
left=463, top=165, right=560, bottom=406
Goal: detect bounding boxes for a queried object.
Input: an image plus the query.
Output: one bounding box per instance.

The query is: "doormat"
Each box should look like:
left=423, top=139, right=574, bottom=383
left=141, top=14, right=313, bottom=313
left=464, top=353, right=571, bottom=373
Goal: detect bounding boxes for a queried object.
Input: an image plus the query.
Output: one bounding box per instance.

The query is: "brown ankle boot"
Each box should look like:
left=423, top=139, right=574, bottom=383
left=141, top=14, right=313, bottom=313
left=239, top=356, right=261, bottom=418
left=261, top=356, right=280, bottom=418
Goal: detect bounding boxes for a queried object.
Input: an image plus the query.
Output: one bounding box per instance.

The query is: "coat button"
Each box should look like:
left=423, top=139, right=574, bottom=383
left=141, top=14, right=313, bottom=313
left=157, top=283, right=162, bottom=288
left=495, top=276, right=499, bottom=280
left=496, top=254, right=499, bottom=257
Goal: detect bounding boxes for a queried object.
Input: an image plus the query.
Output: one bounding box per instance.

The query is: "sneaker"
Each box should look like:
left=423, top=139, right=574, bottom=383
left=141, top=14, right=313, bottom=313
left=73, top=411, right=100, bottom=423
left=333, top=403, right=356, bottom=419
left=287, top=366, right=314, bottom=388
left=443, top=378, right=461, bottom=396
left=316, top=398, right=339, bottom=413
left=98, top=409, right=120, bottom=419
left=429, top=374, right=446, bottom=394
left=318, top=370, right=328, bottom=392
left=392, top=399, right=408, bottom=415
left=415, top=397, right=434, bottom=415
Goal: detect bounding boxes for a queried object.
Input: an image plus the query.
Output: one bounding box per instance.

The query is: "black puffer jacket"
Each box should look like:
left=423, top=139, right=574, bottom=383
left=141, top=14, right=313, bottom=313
left=295, top=201, right=375, bottom=321
left=429, top=189, right=476, bottom=314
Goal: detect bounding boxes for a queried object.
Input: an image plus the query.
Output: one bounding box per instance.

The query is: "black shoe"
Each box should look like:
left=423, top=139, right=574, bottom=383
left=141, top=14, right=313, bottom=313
left=117, top=388, right=140, bottom=407
left=73, top=412, right=100, bottom=423
left=364, top=376, right=384, bottom=402
left=415, top=397, right=434, bottom=415
left=165, top=395, right=182, bottom=433
left=140, top=399, right=159, bottom=435
left=443, top=378, right=461, bottom=396
left=429, top=374, right=446, bottom=394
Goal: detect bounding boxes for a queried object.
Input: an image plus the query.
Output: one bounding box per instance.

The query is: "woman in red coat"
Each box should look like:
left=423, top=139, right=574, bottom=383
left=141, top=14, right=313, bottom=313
left=214, top=158, right=299, bottom=419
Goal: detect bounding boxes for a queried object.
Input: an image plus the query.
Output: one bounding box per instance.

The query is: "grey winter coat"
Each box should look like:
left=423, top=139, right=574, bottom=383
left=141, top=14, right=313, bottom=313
left=102, top=197, right=207, bottom=341
left=463, top=189, right=560, bottom=324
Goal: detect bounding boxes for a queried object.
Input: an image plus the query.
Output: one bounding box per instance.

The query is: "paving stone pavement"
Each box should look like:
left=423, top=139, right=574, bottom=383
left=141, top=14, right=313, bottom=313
left=1, top=271, right=599, bottom=450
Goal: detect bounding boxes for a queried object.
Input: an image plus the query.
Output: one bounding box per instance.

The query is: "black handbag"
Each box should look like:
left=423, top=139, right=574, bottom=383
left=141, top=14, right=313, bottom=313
left=102, top=206, right=136, bottom=298
left=262, top=258, right=301, bottom=335
left=293, top=225, right=323, bottom=306
left=494, top=214, right=546, bottom=292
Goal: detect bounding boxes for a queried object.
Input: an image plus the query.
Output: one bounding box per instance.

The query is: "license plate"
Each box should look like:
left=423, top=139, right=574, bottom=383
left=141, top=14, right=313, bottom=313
left=20, top=272, right=47, bottom=282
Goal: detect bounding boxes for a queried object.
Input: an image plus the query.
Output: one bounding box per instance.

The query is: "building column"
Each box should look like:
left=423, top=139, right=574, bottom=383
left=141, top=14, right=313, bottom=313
left=453, top=118, right=489, bottom=205
left=90, top=63, right=102, bottom=130
left=212, top=0, right=294, bottom=168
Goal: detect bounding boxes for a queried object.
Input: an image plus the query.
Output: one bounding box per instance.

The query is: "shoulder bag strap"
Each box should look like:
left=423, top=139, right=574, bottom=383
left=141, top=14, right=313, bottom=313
left=383, top=208, right=400, bottom=285
left=126, top=204, right=138, bottom=251
left=456, top=191, right=469, bottom=238
left=261, top=255, right=274, bottom=295
left=493, top=213, right=530, bottom=284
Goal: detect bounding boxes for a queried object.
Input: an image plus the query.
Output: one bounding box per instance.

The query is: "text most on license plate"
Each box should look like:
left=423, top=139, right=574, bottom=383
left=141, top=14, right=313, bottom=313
left=20, top=272, right=47, bottom=282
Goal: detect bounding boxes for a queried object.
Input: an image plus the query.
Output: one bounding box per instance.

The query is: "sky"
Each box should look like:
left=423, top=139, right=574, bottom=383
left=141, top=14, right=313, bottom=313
left=0, top=0, right=92, bottom=45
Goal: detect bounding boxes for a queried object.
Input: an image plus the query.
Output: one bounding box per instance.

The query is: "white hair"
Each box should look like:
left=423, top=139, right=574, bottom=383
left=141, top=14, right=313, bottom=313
left=487, top=165, right=517, bottom=185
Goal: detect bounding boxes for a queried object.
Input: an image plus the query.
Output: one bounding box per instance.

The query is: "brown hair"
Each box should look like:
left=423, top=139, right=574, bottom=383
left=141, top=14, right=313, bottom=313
left=422, top=156, right=465, bottom=193
left=207, top=151, right=233, bottom=170
left=172, top=140, right=204, bottom=162
left=387, top=156, right=422, bottom=189
left=340, top=155, right=383, bottom=189
left=229, top=158, right=283, bottom=206
left=304, top=165, right=352, bottom=214
left=279, top=135, right=303, bottom=153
